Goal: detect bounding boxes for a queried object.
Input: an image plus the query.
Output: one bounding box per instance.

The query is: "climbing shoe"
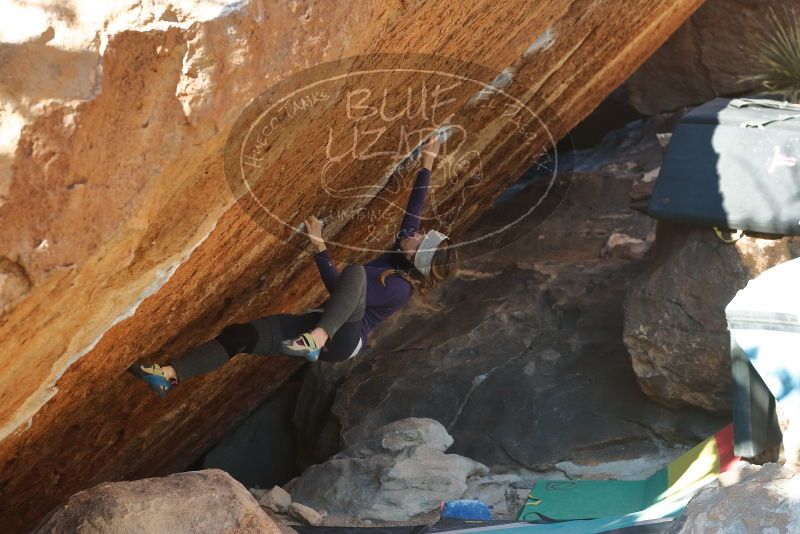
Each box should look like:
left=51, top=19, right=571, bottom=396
left=278, top=332, right=321, bottom=362
left=128, top=363, right=176, bottom=398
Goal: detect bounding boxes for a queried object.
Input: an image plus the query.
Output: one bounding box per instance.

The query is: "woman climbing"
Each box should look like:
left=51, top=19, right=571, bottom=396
left=130, top=133, right=457, bottom=397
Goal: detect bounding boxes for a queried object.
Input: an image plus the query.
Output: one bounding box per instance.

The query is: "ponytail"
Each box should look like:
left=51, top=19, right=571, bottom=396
left=378, top=268, right=407, bottom=287
left=379, top=267, right=442, bottom=312
left=377, top=238, right=458, bottom=312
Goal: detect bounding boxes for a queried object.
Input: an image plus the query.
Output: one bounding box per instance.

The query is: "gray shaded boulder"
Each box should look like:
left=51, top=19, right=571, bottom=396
left=377, top=417, right=454, bottom=452
left=624, top=223, right=800, bottom=412
left=627, top=0, right=798, bottom=115
left=667, top=463, right=800, bottom=533
left=290, top=418, right=488, bottom=523
left=34, top=469, right=279, bottom=534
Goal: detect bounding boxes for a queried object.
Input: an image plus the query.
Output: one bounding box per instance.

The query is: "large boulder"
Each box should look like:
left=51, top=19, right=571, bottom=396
left=667, top=463, right=800, bottom=533
left=627, top=0, right=798, bottom=115
left=0, top=0, right=710, bottom=529
left=33, top=469, right=279, bottom=534
left=293, top=115, right=727, bottom=478
left=624, top=224, right=800, bottom=412
left=290, top=418, right=488, bottom=523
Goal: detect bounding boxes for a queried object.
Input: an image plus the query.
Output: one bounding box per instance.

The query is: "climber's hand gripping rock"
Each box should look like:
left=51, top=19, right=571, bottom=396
left=305, top=215, right=325, bottom=252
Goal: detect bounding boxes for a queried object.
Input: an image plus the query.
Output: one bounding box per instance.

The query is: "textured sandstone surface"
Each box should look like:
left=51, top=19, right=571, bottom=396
left=667, top=463, right=800, bottom=533
left=627, top=0, right=797, bottom=115
left=0, top=0, right=704, bottom=530
left=32, top=469, right=279, bottom=534
left=624, top=224, right=800, bottom=412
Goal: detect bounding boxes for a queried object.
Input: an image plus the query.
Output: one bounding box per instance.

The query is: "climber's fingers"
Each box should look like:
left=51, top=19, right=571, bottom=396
left=422, top=134, right=441, bottom=159
left=304, top=216, right=324, bottom=242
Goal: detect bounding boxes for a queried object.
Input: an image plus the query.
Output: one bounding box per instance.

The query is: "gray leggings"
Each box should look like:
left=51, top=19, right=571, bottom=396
left=171, top=264, right=367, bottom=382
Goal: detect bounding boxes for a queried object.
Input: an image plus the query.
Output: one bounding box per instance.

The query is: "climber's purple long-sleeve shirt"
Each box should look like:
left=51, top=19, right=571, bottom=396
left=313, top=166, right=432, bottom=346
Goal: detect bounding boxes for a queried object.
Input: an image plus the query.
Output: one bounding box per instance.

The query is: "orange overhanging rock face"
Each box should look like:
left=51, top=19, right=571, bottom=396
left=0, top=0, right=703, bottom=531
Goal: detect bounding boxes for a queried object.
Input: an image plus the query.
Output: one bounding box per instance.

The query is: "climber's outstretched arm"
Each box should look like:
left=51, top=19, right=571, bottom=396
left=397, top=135, right=441, bottom=240
left=306, top=216, right=339, bottom=293
left=397, top=167, right=431, bottom=239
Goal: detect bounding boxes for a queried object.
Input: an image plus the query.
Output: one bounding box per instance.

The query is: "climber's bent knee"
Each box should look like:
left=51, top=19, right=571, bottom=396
left=340, top=264, right=366, bottom=282
left=217, top=322, right=259, bottom=357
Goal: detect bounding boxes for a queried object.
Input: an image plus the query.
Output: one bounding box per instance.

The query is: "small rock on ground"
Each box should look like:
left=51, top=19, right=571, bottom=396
left=260, top=485, right=292, bottom=513
left=289, top=502, right=324, bottom=526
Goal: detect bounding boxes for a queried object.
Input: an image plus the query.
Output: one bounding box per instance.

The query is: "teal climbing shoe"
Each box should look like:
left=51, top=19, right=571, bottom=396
left=129, top=363, right=176, bottom=398
left=278, top=332, right=321, bottom=362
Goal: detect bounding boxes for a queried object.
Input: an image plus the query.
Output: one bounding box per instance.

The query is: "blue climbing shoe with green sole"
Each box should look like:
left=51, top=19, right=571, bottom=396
left=129, top=363, right=176, bottom=397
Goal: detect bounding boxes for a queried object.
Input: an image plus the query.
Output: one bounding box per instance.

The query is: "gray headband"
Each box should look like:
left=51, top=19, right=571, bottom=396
left=413, top=230, right=449, bottom=277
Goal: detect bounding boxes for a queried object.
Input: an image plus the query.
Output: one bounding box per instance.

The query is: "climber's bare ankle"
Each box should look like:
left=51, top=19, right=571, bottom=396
left=162, top=365, right=177, bottom=382
left=310, top=327, right=329, bottom=347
